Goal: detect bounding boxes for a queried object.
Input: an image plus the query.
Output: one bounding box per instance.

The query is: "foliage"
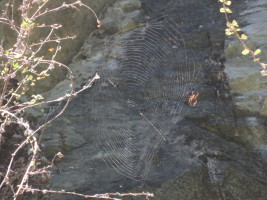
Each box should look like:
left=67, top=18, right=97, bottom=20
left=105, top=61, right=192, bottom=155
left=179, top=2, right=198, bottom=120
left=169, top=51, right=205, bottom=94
left=0, top=0, right=152, bottom=199
left=219, top=0, right=267, bottom=76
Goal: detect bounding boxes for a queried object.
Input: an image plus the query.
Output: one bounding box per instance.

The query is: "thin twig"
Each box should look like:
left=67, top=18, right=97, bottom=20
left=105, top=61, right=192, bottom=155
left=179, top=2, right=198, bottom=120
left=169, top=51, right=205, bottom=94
left=22, top=188, right=154, bottom=200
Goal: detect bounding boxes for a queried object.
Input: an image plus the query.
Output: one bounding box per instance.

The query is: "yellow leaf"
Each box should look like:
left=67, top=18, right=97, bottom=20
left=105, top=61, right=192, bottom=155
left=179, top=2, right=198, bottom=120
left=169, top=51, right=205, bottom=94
left=219, top=0, right=224, bottom=2
left=241, top=34, right=248, bottom=40
left=254, top=49, right=262, bottom=55
left=225, top=29, right=233, bottom=35
left=242, top=49, right=250, bottom=55
left=29, top=99, right=36, bottom=105
left=226, top=22, right=231, bottom=27
left=220, top=8, right=226, bottom=13
left=225, top=1, right=232, bottom=6
left=232, top=20, right=238, bottom=27
left=48, top=48, right=55, bottom=52
left=226, top=8, right=233, bottom=13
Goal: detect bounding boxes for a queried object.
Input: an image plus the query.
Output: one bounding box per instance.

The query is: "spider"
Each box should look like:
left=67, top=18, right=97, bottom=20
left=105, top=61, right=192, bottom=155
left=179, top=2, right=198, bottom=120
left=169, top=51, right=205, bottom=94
left=188, top=91, right=199, bottom=107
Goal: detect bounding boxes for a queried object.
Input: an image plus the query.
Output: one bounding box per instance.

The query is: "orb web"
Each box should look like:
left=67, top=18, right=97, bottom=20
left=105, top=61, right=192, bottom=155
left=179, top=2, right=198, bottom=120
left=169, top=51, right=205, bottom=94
left=91, top=16, right=200, bottom=182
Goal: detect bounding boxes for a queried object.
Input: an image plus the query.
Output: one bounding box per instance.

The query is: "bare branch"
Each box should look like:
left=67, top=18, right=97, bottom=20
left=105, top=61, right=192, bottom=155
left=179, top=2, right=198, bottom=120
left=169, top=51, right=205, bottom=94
left=22, top=188, right=154, bottom=200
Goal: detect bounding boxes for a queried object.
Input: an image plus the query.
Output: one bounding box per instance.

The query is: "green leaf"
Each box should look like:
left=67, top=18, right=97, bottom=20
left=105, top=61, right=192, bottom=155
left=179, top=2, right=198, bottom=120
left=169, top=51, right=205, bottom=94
left=220, top=8, right=226, bottom=13
left=22, top=67, right=28, bottom=73
left=242, top=49, right=250, bottom=55
left=13, top=62, right=19, bottom=68
left=241, top=34, right=248, bottom=40
left=225, top=1, right=232, bottom=6
left=37, top=95, right=44, bottom=100
left=226, top=8, right=233, bottom=13
left=225, top=30, right=233, bottom=35
left=232, top=20, right=238, bottom=27
left=254, top=49, right=262, bottom=55
left=29, top=99, right=36, bottom=105
left=13, top=93, right=21, bottom=99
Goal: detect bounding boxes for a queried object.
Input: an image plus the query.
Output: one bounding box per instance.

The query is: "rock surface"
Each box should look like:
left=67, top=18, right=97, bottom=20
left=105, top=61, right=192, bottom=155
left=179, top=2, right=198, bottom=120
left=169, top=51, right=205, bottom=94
left=39, top=0, right=267, bottom=199
left=224, top=0, right=267, bottom=151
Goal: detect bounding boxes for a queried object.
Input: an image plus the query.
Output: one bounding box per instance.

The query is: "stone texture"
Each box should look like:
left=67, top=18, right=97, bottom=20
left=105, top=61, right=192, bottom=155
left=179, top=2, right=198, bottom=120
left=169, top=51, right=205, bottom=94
left=99, top=0, right=141, bottom=34
left=43, top=0, right=142, bottom=100
left=224, top=0, right=267, bottom=150
left=42, top=0, right=267, bottom=199
left=42, top=118, right=87, bottom=159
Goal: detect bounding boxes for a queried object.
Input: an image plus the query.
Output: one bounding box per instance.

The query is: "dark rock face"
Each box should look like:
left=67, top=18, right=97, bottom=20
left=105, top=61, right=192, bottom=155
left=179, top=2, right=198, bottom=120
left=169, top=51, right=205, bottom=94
left=43, top=0, right=267, bottom=199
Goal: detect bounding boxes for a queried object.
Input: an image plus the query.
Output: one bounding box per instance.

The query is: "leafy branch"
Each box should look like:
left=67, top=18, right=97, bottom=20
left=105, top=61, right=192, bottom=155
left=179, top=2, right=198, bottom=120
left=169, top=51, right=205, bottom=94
left=219, top=0, right=267, bottom=76
left=0, top=0, right=152, bottom=199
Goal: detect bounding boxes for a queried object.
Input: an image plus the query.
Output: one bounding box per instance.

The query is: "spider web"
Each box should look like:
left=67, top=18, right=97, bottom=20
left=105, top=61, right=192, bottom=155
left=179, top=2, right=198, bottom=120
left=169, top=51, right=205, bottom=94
left=91, top=16, right=200, bottom=182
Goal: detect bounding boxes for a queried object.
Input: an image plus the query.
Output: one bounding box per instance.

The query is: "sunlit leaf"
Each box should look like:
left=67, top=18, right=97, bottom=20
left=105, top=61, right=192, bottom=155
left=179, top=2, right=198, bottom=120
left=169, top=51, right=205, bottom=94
left=33, top=94, right=44, bottom=100
left=232, top=20, right=238, bottom=27
left=13, top=62, right=19, bottom=68
left=254, top=49, right=262, bottom=56
left=13, top=93, right=21, bottom=99
left=226, top=22, right=231, bottom=27
left=22, top=67, right=28, bottom=73
left=226, top=8, right=233, bottom=13
left=225, top=30, right=233, bottom=35
left=29, top=99, right=36, bottom=105
left=220, top=8, right=226, bottom=13
left=225, top=1, right=232, bottom=6
left=241, top=34, right=248, bottom=40
left=242, top=49, right=250, bottom=55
